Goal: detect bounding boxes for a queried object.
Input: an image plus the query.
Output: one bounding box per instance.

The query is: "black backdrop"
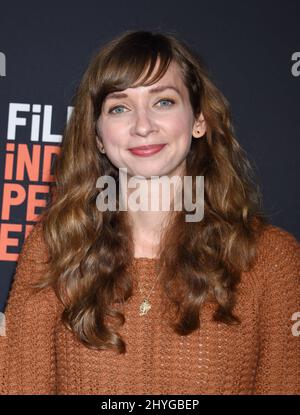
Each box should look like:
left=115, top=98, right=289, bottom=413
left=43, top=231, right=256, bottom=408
left=0, top=0, right=299, bottom=312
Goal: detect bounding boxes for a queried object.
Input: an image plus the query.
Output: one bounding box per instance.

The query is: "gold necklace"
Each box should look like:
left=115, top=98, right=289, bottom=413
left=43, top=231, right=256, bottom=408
left=138, top=269, right=161, bottom=316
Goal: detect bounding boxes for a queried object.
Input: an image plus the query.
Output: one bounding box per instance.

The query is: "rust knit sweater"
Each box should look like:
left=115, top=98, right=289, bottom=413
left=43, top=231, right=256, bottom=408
left=0, top=221, right=300, bottom=395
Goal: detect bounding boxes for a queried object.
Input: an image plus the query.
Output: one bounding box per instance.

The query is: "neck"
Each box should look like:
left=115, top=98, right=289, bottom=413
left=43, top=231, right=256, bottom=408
left=118, top=166, right=185, bottom=258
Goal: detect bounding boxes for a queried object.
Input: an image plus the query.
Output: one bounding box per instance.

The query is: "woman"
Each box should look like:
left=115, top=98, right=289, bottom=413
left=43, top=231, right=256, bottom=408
left=1, top=30, right=299, bottom=395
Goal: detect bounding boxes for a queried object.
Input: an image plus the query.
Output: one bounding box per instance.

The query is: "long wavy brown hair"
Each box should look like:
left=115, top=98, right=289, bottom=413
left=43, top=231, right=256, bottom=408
left=33, top=29, right=268, bottom=353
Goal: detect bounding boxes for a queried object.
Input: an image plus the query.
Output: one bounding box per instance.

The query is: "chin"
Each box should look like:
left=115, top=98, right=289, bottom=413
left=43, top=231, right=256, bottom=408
left=144, top=166, right=168, bottom=175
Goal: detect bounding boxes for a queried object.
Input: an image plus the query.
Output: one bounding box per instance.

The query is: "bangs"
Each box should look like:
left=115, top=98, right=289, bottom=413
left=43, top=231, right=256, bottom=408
left=92, top=32, right=175, bottom=119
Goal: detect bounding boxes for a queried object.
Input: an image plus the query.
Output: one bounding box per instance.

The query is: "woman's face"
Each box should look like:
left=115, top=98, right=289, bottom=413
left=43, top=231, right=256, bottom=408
left=96, top=60, right=205, bottom=179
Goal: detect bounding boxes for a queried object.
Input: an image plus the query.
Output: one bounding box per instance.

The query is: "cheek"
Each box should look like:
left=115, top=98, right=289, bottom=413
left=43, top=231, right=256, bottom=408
left=166, top=113, right=193, bottom=141
left=99, top=123, right=125, bottom=147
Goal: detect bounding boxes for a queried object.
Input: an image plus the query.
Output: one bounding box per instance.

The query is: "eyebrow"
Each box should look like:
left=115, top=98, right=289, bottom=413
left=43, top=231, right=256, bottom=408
left=105, top=85, right=181, bottom=101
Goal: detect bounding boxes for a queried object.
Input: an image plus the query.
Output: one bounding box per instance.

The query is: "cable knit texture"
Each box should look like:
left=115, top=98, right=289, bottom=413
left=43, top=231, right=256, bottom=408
left=0, top=221, right=300, bottom=395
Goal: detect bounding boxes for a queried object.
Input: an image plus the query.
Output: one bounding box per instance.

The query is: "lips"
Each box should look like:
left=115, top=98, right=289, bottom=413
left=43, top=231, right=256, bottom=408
left=128, top=144, right=166, bottom=157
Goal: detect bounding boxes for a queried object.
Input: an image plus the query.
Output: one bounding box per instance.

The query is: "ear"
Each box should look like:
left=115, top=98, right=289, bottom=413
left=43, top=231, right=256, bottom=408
left=192, top=112, right=206, bottom=138
left=95, top=124, right=106, bottom=154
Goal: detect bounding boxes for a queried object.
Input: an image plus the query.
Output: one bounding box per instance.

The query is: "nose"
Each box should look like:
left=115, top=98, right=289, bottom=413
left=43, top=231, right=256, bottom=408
left=130, top=107, right=158, bottom=137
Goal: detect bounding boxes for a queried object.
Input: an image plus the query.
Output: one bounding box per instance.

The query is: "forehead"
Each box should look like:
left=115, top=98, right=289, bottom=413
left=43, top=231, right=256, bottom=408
left=105, top=60, right=187, bottom=100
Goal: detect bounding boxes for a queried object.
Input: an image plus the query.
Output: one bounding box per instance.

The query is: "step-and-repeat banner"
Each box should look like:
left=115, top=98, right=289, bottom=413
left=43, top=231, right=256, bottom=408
left=0, top=1, right=299, bottom=311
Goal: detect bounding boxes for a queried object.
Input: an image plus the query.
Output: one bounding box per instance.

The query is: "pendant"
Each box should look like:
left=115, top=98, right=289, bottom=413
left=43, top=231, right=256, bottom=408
left=139, top=299, right=151, bottom=316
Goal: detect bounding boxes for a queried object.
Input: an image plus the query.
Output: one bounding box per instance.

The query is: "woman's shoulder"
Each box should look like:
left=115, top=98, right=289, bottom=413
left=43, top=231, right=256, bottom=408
left=250, top=223, right=300, bottom=292
left=12, top=219, right=50, bottom=288
left=3, top=219, right=58, bottom=324
left=256, top=223, right=300, bottom=261
left=19, top=220, right=49, bottom=260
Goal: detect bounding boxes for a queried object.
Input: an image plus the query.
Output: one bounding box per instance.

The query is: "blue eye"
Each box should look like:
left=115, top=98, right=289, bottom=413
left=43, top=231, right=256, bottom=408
left=108, top=98, right=175, bottom=114
left=157, top=99, right=175, bottom=108
left=109, top=105, right=126, bottom=114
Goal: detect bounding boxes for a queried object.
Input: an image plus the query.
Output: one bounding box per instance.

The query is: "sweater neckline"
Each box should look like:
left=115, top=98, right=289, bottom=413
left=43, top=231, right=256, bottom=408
left=133, top=256, right=159, bottom=261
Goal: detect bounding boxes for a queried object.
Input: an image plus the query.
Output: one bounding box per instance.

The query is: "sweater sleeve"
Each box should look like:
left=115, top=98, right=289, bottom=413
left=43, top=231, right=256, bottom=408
left=0, top=221, right=59, bottom=395
left=253, top=226, right=300, bottom=394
